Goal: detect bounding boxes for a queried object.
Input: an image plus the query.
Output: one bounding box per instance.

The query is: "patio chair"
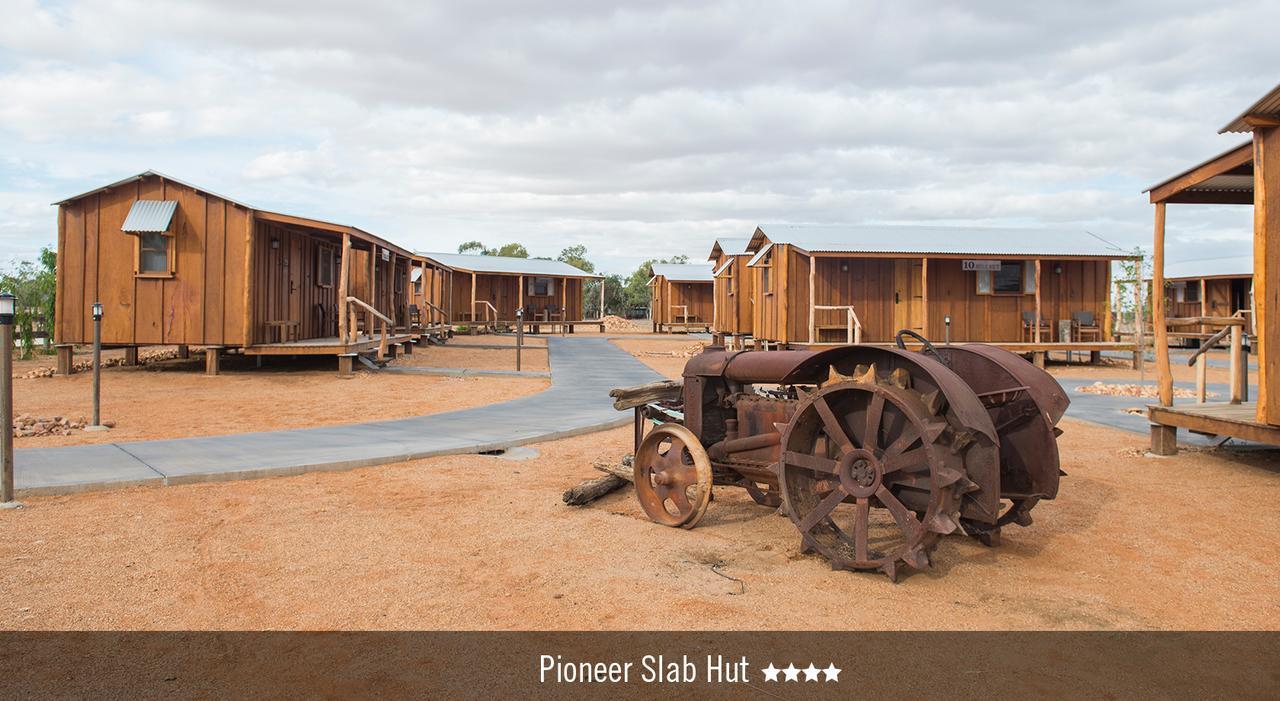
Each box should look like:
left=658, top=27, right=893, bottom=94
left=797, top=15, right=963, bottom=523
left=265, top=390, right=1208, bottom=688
left=1072, top=310, right=1102, bottom=342
left=1021, top=311, right=1051, bottom=342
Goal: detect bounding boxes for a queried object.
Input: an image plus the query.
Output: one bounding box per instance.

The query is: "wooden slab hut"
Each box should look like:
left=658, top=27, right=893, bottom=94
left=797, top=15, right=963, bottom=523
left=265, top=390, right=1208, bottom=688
left=742, top=225, right=1138, bottom=365
left=649, top=263, right=715, bottom=333
left=416, top=252, right=605, bottom=333
left=708, top=237, right=757, bottom=346
left=1146, top=81, right=1280, bottom=453
left=52, top=171, right=422, bottom=376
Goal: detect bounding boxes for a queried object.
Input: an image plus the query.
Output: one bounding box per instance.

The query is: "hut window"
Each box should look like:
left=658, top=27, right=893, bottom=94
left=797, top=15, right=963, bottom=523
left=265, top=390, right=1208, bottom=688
left=727, top=266, right=735, bottom=295
left=1184, top=282, right=1200, bottom=304
left=992, top=261, right=1024, bottom=294
left=528, top=277, right=556, bottom=297
left=138, top=232, right=171, bottom=275
left=761, top=251, right=773, bottom=295
left=317, top=247, right=335, bottom=288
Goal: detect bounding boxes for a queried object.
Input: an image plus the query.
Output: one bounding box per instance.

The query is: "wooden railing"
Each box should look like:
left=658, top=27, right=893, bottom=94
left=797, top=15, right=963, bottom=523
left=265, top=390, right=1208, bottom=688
left=473, top=301, right=497, bottom=328
left=423, top=300, right=448, bottom=325
left=346, top=296, right=394, bottom=358
left=671, top=305, right=691, bottom=323
left=1180, top=313, right=1248, bottom=405
left=812, top=305, right=863, bottom=344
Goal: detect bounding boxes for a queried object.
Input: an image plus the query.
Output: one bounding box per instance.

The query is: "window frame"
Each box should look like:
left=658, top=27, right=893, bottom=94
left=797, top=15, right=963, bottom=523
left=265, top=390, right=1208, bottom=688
left=135, top=230, right=176, bottom=278
left=316, top=246, right=336, bottom=288
left=975, top=260, right=1035, bottom=296
left=761, top=251, right=773, bottom=296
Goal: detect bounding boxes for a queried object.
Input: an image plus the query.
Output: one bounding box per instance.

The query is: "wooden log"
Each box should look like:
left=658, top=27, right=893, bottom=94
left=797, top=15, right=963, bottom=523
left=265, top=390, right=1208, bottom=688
left=609, top=380, right=683, bottom=410
left=593, top=458, right=634, bottom=481
left=562, top=473, right=629, bottom=506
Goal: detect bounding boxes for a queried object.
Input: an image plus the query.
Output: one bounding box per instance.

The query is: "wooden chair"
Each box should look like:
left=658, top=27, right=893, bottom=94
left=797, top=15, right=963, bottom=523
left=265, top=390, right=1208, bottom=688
left=1021, top=311, right=1051, bottom=342
left=1072, top=310, right=1102, bottom=342
left=408, top=304, right=421, bottom=328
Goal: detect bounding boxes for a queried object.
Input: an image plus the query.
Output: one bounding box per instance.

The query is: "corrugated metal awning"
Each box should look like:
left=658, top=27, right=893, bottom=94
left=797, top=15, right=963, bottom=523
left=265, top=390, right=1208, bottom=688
left=1221, top=81, right=1280, bottom=133
left=121, top=200, right=178, bottom=233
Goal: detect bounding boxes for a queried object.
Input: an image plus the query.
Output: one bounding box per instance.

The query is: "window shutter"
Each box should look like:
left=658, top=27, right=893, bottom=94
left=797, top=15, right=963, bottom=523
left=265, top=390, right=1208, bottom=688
left=1023, top=263, right=1037, bottom=294
left=976, top=270, right=992, bottom=295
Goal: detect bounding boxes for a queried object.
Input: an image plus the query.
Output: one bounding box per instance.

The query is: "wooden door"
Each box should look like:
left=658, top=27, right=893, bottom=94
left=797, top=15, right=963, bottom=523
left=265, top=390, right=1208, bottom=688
left=287, top=234, right=304, bottom=324
left=893, top=260, right=924, bottom=333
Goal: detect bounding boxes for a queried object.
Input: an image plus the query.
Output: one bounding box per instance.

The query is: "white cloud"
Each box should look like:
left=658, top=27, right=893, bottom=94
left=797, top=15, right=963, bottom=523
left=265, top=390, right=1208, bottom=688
left=0, top=0, right=1276, bottom=273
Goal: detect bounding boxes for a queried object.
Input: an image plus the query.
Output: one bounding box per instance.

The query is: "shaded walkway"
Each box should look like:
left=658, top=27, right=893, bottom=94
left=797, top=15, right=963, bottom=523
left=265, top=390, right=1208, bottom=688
left=15, top=338, right=660, bottom=495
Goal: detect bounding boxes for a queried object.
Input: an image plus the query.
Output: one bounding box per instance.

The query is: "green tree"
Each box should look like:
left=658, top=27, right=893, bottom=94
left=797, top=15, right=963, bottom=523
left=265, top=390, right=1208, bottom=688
left=494, top=243, right=529, bottom=258
left=1, top=246, right=58, bottom=359
left=458, top=241, right=529, bottom=257
left=619, top=255, right=689, bottom=317
left=557, top=244, right=595, bottom=273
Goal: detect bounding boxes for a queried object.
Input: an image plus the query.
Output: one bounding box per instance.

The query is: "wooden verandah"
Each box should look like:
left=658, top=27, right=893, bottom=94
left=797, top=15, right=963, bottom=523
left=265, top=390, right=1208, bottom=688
left=1144, top=85, right=1280, bottom=453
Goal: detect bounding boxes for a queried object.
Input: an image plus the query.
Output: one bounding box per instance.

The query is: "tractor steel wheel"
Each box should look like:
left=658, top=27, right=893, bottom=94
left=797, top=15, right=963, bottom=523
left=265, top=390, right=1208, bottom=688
left=779, top=375, right=967, bottom=581
left=634, top=423, right=713, bottom=529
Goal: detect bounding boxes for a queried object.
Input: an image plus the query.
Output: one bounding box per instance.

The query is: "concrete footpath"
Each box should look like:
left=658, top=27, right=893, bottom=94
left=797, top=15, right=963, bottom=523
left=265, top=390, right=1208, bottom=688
left=1058, top=377, right=1262, bottom=448
left=14, top=338, right=660, bottom=496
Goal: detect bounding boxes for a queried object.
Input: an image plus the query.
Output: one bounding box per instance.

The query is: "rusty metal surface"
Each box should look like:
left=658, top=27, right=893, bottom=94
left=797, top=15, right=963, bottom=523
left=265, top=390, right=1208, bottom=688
left=932, top=345, right=1064, bottom=504
left=616, top=339, right=1071, bottom=581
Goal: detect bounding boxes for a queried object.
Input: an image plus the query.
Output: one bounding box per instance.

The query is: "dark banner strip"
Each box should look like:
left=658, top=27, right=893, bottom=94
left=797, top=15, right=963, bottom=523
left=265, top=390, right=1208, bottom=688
left=0, top=632, right=1276, bottom=699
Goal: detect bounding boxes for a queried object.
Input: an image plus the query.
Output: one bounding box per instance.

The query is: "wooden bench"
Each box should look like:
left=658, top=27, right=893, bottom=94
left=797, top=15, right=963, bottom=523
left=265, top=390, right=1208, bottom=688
left=264, top=320, right=300, bottom=343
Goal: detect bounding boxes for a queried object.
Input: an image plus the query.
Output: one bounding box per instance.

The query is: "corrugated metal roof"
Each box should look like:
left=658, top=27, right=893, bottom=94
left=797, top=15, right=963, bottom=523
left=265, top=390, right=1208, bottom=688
left=650, top=263, right=715, bottom=282
left=708, top=237, right=752, bottom=259
left=1162, top=255, right=1253, bottom=281
left=53, top=170, right=252, bottom=209
left=416, top=252, right=602, bottom=278
left=1222, top=81, right=1280, bottom=133
left=121, top=200, right=178, bottom=232
left=746, top=225, right=1131, bottom=262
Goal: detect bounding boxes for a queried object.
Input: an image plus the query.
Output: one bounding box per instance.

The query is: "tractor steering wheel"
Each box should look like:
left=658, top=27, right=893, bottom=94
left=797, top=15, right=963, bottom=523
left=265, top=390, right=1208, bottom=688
left=895, top=329, right=946, bottom=365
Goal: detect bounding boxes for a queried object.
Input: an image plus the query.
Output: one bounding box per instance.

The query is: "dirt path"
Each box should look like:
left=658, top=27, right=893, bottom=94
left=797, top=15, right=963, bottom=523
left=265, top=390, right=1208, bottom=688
left=2, top=416, right=1277, bottom=631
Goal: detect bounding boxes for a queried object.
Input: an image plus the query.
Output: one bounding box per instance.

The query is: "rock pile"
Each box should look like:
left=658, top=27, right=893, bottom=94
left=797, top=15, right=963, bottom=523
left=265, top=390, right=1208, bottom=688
left=1075, top=381, right=1208, bottom=400
left=601, top=315, right=635, bottom=332
left=18, top=348, right=180, bottom=379
left=12, top=415, right=115, bottom=437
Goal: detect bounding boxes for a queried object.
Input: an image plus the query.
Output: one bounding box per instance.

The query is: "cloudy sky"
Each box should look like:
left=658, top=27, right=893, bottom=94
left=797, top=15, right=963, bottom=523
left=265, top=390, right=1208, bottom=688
left=1, top=0, right=1276, bottom=275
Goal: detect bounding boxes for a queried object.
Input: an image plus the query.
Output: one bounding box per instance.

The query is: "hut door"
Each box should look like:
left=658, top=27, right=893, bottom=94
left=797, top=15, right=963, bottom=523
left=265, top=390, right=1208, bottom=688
left=893, top=260, right=924, bottom=333
left=287, top=235, right=304, bottom=325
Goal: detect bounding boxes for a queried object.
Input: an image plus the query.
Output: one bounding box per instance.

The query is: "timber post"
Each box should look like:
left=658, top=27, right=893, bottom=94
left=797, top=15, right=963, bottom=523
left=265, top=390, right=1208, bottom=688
left=204, top=346, right=222, bottom=376
left=1153, top=202, right=1173, bottom=406
left=337, top=353, right=356, bottom=377
left=1149, top=423, right=1177, bottom=456
left=55, top=343, right=74, bottom=375
left=1034, top=259, right=1042, bottom=343
left=338, top=232, right=351, bottom=343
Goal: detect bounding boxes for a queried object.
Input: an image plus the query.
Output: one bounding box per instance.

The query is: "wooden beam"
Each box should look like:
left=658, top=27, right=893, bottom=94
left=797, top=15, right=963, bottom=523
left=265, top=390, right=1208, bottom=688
left=1245, top=115, right=1280, bottom=128
left=337, top=232, right=350, bottom=342
left=1153, top=202, right=1172, bottom=406
left=1255, top=127, right=1280, bottom=425
left=808, top=253, right=816, bottom=345
left=242, top=214, right=255, bottom=346
left=921, top=257, right=929, bottom=337
left=1034, top=259, right=1042, bottom=343
left=1149, top=142, right=1253, bottom=204
left=517, top=274, right=524, bottom=320
left=471, top=271, right=477, bottom=324
left=1103, top=262, right=1114, bottom=340
left=599, top=277, right=605, bottom=321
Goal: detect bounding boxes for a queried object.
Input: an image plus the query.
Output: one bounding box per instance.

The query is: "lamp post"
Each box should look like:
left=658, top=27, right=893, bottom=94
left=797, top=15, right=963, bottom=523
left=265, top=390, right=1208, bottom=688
left=515, top=307, right=523, bottom=372
left=0, top=292, right=16, bottom=505
left=944, top=315, right=952, bottom=345
left=86, top=302, right=108, bottom=431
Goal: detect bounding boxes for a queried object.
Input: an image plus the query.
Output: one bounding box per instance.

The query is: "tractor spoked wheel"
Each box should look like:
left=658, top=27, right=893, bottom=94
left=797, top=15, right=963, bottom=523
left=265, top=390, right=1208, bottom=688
left=634, top=423, right=713, bottom=529
left=779, top=375, right=967, bottom=581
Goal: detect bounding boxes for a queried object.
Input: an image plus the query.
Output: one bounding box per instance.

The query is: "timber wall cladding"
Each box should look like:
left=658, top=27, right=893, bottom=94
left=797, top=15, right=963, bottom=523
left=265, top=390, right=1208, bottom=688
left=713, top=256, right=754, bottom=335
left=250, top=223, right=342, bottom=344
left=56, top=175, right=249, bottom=347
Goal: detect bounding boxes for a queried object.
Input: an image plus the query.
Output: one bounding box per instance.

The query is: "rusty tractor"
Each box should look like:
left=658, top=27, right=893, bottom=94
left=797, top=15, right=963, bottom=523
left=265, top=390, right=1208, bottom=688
left=620, top=331, right=1067, bottom=581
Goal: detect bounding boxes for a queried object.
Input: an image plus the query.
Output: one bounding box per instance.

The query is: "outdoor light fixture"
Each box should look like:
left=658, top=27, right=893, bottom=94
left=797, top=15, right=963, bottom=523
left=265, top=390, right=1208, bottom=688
left=0, top=293, right=13, bottom=325
left=92, top=302, right=104, bottom=320
left=271, top=238, right=280, bottom=249
left=1055, top=265, right=1063, bottom=274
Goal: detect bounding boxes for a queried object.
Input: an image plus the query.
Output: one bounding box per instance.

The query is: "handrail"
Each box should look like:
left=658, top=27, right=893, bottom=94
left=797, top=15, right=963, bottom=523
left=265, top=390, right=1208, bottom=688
left=1177, top=311, right=1247, bottom=404
left=345, top=296, right=392, bottom=358
left=813, top=305, right=863, bottom=344
left=472, top=300, right=497, bottom=327
left=671, top=304, right=690, bottom=322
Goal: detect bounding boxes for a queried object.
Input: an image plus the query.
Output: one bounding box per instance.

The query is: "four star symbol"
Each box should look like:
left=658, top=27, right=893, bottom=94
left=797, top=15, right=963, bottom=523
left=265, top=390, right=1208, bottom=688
left=760, top=662, right=842, bottom=683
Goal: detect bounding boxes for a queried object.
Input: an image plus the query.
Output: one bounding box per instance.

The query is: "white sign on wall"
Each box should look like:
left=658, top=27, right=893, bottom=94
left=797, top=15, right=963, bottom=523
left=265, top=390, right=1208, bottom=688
left=962, top=260, right=1001, bottom=272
